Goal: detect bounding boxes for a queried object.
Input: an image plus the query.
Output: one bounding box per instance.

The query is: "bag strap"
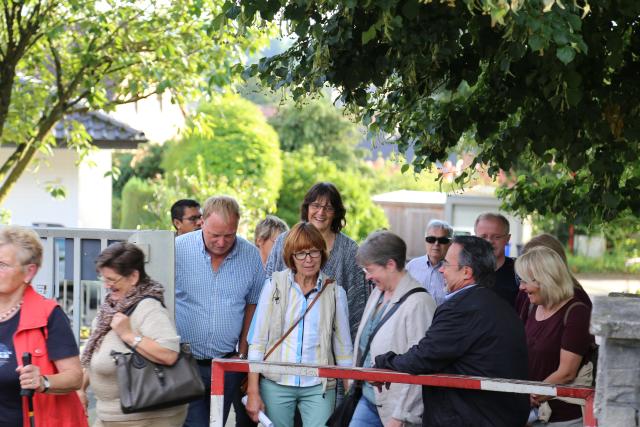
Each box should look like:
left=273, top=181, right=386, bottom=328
left=123, top=296, right=165, bottom=316
left=264, top=278, right=334, bottom=360
left=356, top=287, right=427, bottom=368
left=563, top=301, right=588, bottom=326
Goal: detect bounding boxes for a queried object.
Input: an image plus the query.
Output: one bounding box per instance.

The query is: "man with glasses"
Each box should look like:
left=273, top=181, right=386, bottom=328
left=474, top=212, right=519, bottom=307
left=175, top=196, right=265, bottom=427
left=171, top=199, right=203, bottom=236
left=375, top=236, right=529, bottom=427
left=406, top=219, right=453, bottom=306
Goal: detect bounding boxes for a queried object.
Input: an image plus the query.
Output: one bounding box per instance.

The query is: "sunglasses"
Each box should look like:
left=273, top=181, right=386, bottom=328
left=425, top=236, right=451, bottom=244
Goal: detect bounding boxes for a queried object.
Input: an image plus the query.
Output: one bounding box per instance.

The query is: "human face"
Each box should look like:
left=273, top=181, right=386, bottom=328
left=202, top=212, right=238, bottom=258
left=99, top=266, right=138, bottom=301
left=306, top=196, right=335, bottom=234
left=475, top=218, right=510, bottom=261
left=256, top=232, right=279, bottom=266
left=174, top=206, right=203, bottom=236
left=362, top=261, right=395, bottom=292
left=292, top=247, right=322, bottom=279
left=518, top=276, right=543, bottom=305
left=0, top=245, right=36, bottom=298
left=438, top=244, right=472, bottom=293
left=425, top=227, right=451, bottom=265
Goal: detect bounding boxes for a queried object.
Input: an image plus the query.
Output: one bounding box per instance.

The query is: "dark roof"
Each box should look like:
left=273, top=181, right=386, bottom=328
left=54, top=111, right=147, bottom=149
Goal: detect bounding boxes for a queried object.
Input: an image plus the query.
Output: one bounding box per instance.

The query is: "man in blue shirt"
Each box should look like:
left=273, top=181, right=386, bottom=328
left=175, top=196, right=265, bottom=427
left=406, top=219, right=452, bottom=306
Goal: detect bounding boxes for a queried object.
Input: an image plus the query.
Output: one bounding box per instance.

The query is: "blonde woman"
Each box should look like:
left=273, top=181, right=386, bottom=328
left=515, top=247, right=594, bottom=427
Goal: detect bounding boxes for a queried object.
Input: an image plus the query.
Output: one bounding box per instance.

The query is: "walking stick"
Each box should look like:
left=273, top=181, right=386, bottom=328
left=20, top=352, right=36, bottom=427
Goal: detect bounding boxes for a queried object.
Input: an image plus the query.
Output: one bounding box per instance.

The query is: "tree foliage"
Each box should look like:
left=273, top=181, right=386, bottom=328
left=162, top=94, right=282, bottom=204
left=268, top=98, right=364, bottom=166
left=223, top=0, right=640, bottom=225
left=0, top=0, right=269, bottom=204
left=277, top=146, right=388, bottom=242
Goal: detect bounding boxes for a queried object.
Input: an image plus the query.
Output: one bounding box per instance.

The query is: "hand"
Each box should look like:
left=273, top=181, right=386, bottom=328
left=110, top=312, right=133, bottom=339
left=386, top=418, right=404, bottom=427
left=245, top=391, right=265, bottom=424
left=77, top=390, right=89, bottom=416
left=16, top=363, right=42, bottom=391
left=369, top=381, right=391, bottom=392
left=530, top=394, right=551, bottom=407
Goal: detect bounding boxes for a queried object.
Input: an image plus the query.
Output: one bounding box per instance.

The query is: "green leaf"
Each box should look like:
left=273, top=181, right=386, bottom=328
left=528, top=34, right=545, bottom=52
left=556, top=46, right=575, bottom=64
left=362, top=25, right=377, bottom=45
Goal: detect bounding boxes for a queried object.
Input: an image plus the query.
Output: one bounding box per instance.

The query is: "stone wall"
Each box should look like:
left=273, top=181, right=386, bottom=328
left=591, top=295, right=640, bottom=426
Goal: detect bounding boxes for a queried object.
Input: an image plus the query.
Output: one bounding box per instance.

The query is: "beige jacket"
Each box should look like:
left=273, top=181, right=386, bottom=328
left=352, top=273, right=437, bottom=426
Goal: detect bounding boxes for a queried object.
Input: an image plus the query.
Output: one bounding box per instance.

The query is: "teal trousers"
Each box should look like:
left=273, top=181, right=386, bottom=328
left=260, top=378, right=336, bottom=427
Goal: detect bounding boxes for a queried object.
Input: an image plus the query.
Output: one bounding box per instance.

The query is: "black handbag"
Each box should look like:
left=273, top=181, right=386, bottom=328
left=326, top=287, right=426, bottom=426
left=110, top=297, right=205, bottom=413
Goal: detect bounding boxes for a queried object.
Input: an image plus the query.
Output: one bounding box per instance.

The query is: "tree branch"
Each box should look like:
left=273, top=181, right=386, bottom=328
left=48, top=37, right=64, bottom=99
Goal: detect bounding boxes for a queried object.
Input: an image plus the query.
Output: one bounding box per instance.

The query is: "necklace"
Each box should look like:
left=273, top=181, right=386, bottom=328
left=0, top=300, right=23, bottom=321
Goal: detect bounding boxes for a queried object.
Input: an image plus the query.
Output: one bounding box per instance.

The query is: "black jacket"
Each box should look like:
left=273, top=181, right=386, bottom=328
left=375, top=285, right=529, bottom=427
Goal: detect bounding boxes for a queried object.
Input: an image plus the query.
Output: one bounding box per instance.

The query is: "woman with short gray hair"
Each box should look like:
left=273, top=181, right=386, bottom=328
left=254, top=215, right=289, bottom=266
left=349, top=231, right=437, bottom=427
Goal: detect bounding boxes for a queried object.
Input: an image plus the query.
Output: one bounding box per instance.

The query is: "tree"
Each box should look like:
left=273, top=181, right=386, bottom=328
left=222, top=0, right=639, bottom=224
left=162, top=94, right=282, bottom=204
left=277, top=146, right=388, bottom=242
left=0, top=0, right=269, bottom=203
left=268, top=97, right=365, bottom=166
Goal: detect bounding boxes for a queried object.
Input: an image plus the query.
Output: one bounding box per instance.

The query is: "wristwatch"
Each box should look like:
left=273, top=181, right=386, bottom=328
left=41, top=375, right=50, bottom=393
left=131, top=335, right=143, bottom=350
left=237, top=353, right=247, bottom=360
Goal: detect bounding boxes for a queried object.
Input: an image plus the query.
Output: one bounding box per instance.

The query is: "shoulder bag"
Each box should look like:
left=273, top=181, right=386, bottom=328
left=326, top=287, right=427, bottom=427
left=110, top=297, right=205, bottom=413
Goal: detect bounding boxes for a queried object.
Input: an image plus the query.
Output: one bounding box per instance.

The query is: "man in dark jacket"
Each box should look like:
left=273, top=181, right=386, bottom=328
left=375, top=236, right=529, bottom=427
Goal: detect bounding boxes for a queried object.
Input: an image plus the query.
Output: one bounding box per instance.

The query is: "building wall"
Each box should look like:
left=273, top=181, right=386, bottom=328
left=0, top=148, right=112, bottom=228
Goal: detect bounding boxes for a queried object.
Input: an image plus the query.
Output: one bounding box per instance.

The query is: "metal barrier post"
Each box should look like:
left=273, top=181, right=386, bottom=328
left=584, top=392, right=596, bottom=427
left=210, top=361, right=225, bottom=427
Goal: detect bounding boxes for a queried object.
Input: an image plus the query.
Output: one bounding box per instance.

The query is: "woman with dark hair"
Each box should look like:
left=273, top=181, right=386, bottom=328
left=266, top=182, right=367, bottom=337
left=246, top=222, right=353, bottom=427
left=79, top=242, right=187, bottom=426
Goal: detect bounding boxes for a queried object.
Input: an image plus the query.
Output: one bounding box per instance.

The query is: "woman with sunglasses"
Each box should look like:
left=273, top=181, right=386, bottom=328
left=246, top=222, right=353, bottom=427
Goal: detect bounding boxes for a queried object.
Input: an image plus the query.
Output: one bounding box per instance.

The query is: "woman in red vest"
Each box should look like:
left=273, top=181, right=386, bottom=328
left=0, top=226, right=87, bottom=427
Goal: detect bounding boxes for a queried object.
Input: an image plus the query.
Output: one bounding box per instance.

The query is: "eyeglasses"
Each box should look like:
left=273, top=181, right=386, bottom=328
left=477, top=234, right=508, bottom=241
left=309, top=203, right=336, bottom=214
left=182, top=214, right=202, bottom=223
left=0, top=261, right=21, bottom=271
left=98, top=275, right=126, bottom=286
left=425, top=236, right=451, bottom=244
left=441, top=259, right=462, bottom=268
left=293, top=250, right=322, bottom=260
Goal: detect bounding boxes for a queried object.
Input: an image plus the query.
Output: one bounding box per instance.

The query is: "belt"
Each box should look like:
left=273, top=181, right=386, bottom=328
left=196, top=351, right=237, bottom=366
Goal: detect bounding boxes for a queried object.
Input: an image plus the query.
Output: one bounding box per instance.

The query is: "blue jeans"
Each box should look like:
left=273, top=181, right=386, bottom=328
left=183, top=363, right=254, bottom=427
left=349, top=397, right=383, bottom=427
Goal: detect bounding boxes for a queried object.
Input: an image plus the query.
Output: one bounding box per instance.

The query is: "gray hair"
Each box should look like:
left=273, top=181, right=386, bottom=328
left=254, top=215, right=289, bottom=243
left=425, top=219, right=453, bottom=237
left=356, top=230, right=407, bottom=271
left=474, top=212, right=510, bottom=234
left=0, top=226, right=43, bottom=268
left=453, top=235, right=496, bottom=288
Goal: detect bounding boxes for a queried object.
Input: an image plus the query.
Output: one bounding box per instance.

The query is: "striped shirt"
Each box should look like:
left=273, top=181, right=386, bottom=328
left=247, top=271, right=353, bottom=387
left=266, top=231, right=367, bottom=338
left=175, top=230, right=265, bottom=359
left=406, top=255, right=447, bottom=306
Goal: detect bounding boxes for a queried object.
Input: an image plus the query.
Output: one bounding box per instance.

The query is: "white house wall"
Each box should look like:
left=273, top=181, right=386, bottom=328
left=0, top=148, right=112, bottom=228
left=78, top=149, right=112, bottom=228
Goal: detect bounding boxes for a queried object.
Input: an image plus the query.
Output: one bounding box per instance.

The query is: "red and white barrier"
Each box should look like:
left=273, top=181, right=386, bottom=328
left=209, top=359, right=596, bottom=427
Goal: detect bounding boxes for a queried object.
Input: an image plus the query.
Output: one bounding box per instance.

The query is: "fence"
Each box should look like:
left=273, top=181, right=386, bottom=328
left=209, top=359, right=596, bottom=427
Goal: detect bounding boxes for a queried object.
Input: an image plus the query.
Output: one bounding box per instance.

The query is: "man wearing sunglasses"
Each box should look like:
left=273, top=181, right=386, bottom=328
left=406, top=219, right=453, bottom=306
